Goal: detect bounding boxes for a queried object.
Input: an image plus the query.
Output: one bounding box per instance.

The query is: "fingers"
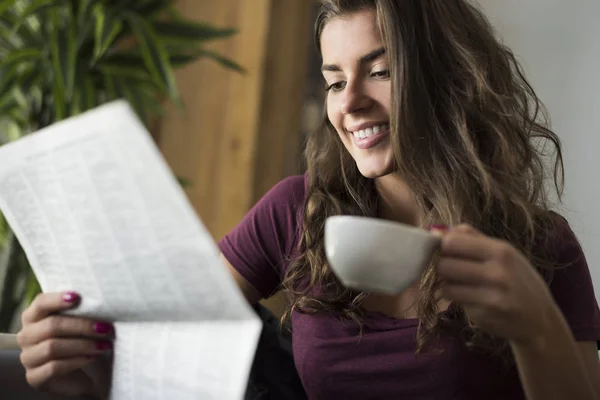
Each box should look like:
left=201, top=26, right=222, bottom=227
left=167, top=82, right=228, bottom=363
left=17, top=292, right=115, bottom=397
left=20, top=338, right=113, bottom=369
left=25, top=357, right=96, bottom=392
left=18, top=315, right=114, bottom=347
left=437, top=257, right=509, bottom=289
left=22, top=292, right=81, bottom=324
left=440, top=227, right=502, bottom=262
left=440, top=282, right=505, bottom=311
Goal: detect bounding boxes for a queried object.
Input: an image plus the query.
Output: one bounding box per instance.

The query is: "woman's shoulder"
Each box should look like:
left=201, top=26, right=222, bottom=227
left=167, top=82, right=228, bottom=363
left=540, top=210, right=581, bottom=263
left=540, top=211, right=600, bottom=343
left=263, top=173, right=307, bottom=205
left=217, top=174, right=308, bottom=298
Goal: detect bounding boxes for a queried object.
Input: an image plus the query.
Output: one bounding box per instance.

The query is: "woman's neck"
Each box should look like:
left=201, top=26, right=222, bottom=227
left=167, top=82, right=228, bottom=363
left=375, top=173, right=420, bottom=226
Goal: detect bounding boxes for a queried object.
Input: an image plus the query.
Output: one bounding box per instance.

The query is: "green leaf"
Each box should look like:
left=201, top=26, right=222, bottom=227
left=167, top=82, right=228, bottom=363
left=44, top=6, right=76, bottom=105
left=0, top=14, right=19, bottom=49
left=24, top=269, right=41, bottom=306
left=76, top=0, right=98, bottom=47
left=0, top=48, right=41, bottom=70
left=168, top=52, right=202, bottom=68
left=18, top=0, right=66, bottom=20
left=132, top=81, right=167, bottom=120
left=5, top=102, right=28, bottom=126
left=127, top=13, right=179, bottom=102
left=6, top=119, right=23, bottom=141
left=103, top=73, right=117, bottom=100
left=196, top=49, right=245, bottom=73
left=80, top=73, right=96, bottom=112
left=92, top=3, right=123, bottom=62
left=8, top=12, right=43, bottom=49
left=96, top=63, right=152, bottom=81
left=19, top=62, right=42, bottom=93
left=66, top=18, right=77, bottom=100
left=70, top=63, right=93, bottom=116
left=152, top=20, right=236, bottom=43
left=177, top=176, right=193, bottom=188
left=0, top=0, right=18, bottom=17
left=52, top=76, right=65, bottom=120
left=97, top=51, right=145, bottom=67
left=95, top=53, right=156, bottom=82
left=11, top=85, right=28, bottom=110
left=163, top=4, right=184, bottom=21
left=48, top=9, right=65, bottom=111
left=0, top=65, right=19, bottom=100
left=134, top=0, right=173, bottom=18
left=0, top=96, right=18, bottom=116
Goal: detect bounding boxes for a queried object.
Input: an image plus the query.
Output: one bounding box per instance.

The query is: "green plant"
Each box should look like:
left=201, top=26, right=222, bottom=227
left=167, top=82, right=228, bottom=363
left=0, top=0, right=242, bottom=332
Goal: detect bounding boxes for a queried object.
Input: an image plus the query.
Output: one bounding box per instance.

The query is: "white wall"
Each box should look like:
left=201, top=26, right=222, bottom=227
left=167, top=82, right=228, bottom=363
left=477, top=0, right=600, bottom=303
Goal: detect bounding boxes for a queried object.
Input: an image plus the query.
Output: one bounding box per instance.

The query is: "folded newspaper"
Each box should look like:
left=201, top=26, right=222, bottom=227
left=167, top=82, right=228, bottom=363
left=0, top=101, right=262, bottom=399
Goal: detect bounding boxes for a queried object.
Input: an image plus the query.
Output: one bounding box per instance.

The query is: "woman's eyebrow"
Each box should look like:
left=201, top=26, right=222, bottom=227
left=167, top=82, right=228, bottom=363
left=321, top=47, right=386, bottom=72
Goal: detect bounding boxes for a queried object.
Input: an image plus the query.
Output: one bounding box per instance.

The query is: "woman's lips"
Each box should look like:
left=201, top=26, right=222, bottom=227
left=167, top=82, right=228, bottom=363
left=351, top=128, right=390, bottom=150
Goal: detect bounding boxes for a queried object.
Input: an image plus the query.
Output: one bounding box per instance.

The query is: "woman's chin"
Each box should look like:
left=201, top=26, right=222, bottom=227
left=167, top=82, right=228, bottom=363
left=356, top=163, right=394, bottom=179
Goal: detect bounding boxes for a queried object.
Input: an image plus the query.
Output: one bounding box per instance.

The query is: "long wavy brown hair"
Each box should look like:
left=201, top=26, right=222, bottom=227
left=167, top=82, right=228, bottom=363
left=282, top=0, right=564, bottom=355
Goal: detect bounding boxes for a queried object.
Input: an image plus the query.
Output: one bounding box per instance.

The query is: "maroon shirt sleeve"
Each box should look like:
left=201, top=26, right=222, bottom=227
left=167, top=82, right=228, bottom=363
left=217, top=175, right=306, bottom=299
left=548, top=215, right=600, bottom=347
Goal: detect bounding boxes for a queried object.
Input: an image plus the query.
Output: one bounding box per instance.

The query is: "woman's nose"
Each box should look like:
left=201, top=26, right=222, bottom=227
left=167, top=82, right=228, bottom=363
left=341, top=81, right=372, bottom=115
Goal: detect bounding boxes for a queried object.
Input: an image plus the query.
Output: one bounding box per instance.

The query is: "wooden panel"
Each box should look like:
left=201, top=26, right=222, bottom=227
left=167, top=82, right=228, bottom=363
left=252, top=0, right=315, bottom=203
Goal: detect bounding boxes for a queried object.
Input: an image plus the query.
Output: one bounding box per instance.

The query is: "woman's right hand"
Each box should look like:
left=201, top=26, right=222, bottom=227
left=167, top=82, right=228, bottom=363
left=17, top=292, right=114, bottom=399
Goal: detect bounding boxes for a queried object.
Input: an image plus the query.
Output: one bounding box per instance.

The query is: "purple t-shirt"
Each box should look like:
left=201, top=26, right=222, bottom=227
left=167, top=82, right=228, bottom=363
left=218, top=175, right=600, bottom=399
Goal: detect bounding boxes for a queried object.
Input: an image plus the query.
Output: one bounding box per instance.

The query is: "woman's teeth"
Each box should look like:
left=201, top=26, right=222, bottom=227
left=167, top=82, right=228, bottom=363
left=351, top=124, right=389, bottom=139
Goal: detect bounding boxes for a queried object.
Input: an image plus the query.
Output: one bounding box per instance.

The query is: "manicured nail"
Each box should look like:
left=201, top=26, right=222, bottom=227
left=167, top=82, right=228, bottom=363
left=96, top=341, right=113, bottom=351
left=93, top=322, right=114, bottom=335
left=428, top=224, right=449, bottom=231
left=62, top=292, right=80, bottom=303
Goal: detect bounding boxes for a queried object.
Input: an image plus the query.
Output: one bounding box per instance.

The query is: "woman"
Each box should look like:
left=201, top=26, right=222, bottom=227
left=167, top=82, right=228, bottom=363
left=17, top=0, right=600, bottom=399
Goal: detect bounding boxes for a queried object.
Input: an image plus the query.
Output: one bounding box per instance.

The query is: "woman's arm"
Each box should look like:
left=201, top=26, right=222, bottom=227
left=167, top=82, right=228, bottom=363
left=221, top=253, right=263, bottom=305
left=433, top=224, right=600, bottom=400
left=509, top=306, right=599, bottom=400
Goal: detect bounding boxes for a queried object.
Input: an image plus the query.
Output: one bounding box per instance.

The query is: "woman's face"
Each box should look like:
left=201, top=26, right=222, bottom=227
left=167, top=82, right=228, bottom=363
left=321, top=9, right=393, bottom=178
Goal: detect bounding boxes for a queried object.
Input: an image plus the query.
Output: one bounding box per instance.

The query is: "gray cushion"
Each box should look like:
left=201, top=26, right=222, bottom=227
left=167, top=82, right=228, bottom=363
left=0, top=350, right=85, bottom=400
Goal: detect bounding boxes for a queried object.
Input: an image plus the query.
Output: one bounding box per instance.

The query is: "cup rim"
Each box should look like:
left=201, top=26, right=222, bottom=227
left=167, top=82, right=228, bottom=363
left=325, top=215, right=438, bottom=240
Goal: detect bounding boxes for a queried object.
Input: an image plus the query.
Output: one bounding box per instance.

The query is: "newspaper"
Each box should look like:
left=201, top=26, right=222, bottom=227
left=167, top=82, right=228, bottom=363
left=0, top=101, right=261, bottom=399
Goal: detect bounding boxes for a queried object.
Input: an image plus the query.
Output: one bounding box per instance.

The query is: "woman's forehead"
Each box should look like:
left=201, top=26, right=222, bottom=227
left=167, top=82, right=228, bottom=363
left=320, top=10, right=383, bottom=64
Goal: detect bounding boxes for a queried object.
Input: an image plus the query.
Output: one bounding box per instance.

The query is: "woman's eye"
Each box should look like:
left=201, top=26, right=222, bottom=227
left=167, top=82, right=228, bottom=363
left=372, top=70, right=390, bottom=79
left=326, top=81, right=346, bottom=92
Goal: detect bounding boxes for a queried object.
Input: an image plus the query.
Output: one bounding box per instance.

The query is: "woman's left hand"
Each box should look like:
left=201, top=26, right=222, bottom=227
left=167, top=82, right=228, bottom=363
left=433, top=224, right=559, bottom=345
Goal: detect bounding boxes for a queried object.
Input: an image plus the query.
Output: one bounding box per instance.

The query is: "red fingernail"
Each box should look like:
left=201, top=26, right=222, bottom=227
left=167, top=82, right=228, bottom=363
left=94, top=322, right=114, bottom=335
left=96, top=341, right=113, bottom=351
left=428, top=224, right=449, bottom=231
left=62, top=292, right=80, bottom=303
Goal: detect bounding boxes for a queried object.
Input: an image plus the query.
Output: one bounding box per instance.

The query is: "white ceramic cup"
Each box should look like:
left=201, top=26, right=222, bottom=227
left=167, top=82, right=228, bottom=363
left=324, top=216, right=442, bottom=294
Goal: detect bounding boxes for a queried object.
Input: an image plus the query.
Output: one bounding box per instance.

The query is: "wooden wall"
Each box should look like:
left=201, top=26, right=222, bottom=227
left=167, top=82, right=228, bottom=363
left=158, top=0, right=316, bottom=315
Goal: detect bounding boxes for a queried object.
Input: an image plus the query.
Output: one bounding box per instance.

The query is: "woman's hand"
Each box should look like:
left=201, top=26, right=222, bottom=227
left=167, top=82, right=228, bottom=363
left=17, top=292, right=114, bottom=399
left=433, top=224, right=559, bottom=345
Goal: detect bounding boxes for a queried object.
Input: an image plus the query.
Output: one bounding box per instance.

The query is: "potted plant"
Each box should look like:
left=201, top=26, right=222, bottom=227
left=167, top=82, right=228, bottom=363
left=0, top=0, right=242, bottom=332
